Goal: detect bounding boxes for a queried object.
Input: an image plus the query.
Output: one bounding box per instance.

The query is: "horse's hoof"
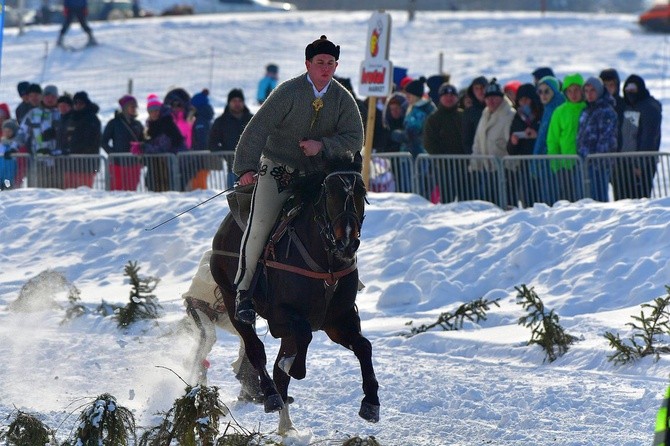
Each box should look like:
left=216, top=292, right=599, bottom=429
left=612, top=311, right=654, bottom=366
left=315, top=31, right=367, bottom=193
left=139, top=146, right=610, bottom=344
left=359, top=401, right=380, bottom=423
left=264, top=393, right=285, bottom=413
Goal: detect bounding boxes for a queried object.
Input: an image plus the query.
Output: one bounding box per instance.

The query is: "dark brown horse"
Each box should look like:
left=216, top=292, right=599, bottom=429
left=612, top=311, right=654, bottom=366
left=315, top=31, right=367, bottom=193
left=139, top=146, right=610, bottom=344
left=210, top=151, right=379, bottom=434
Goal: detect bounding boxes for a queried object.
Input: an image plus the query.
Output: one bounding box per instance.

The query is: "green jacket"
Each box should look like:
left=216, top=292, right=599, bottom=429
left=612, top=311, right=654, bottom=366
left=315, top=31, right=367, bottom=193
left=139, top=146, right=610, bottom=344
left=546, top=100, right=586, bottom=172
left=233, top=73, right=364, bottom=176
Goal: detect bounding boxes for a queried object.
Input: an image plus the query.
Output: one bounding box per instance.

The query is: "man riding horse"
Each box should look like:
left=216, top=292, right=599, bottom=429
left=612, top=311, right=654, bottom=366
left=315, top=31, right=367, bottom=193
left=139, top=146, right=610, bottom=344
left=232, top=35, right=365, bottom=324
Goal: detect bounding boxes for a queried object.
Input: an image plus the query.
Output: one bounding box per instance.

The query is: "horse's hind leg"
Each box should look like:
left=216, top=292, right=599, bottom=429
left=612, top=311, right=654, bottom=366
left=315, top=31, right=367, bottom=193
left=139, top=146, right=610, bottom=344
left=325, top=310, right=380, bottom=423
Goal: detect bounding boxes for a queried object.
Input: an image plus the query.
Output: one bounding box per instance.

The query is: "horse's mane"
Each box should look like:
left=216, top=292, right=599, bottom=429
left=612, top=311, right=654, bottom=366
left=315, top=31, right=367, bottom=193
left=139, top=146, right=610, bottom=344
left=290, top=151, right=363, bottom=204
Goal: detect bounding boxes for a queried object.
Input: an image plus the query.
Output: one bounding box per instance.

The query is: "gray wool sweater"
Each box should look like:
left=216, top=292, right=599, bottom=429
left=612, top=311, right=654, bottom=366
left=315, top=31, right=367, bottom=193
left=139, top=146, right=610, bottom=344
left=232, top=73, right=364, bottom=176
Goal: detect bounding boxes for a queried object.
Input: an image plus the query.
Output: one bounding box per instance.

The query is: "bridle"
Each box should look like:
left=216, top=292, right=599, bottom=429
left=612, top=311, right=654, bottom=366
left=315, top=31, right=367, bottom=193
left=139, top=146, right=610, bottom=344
left=313, top=170, right=365, bottom=254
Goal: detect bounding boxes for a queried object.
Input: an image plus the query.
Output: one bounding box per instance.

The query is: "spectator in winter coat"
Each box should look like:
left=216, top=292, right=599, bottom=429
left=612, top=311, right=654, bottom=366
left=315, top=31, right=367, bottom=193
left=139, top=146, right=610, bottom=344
left=208, top=88, right=253, bottom=188
left=55, top=94, right=73, bottom=156
left=462, top=75, right=487, bottom=154
left=190, top=89, right=214, bottom=151
left=600, top=68, right=627, bottom=200
left=101, top=94, right=145, bottom=190
left=547, top=73, right=586, bottom=201
left=0, top=119, right=22, bottom=190
left=423, top=82, right=465, bottom=203
left=508, top=83, right=543, bottom=207
left=615, top=74, right=662, bottom=199
left=57, top=0, right=97, bottom=48
left=532, top=75, right=564, bottom=204
left=186, top=89, right=215, bottom=190
left=469, top=78, right=516, bottom=205
left=382, top=92, right=408, bottom=152
left=15, top=81, right=32, bottom=123
left=257, top=63, right=279, bottom=105
left=17, top=84, right=61, bottom=188
left=143, top=94, right=185, bottom=191
left=426, top=73, right=450, bottom=107
left=576, top=77, right=618, bottom=202
left=62, top=91, right=101, bottom=188
left=401, top=77, right=436, bottom=159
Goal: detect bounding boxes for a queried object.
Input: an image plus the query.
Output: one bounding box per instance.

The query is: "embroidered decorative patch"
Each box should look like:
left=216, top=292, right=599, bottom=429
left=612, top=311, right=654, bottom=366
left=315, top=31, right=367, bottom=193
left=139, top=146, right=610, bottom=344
left=270, top=165, right=299, bottom=193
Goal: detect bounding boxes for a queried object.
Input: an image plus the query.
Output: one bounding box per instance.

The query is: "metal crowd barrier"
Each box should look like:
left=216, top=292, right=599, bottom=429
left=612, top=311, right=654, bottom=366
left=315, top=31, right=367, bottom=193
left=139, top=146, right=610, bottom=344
left=8, top=151, right=670, bottom=205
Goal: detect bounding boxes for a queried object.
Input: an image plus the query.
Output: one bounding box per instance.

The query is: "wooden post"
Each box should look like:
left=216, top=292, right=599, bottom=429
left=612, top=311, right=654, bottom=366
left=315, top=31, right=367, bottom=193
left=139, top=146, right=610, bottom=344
left=362, top=98, right=377, bottom=189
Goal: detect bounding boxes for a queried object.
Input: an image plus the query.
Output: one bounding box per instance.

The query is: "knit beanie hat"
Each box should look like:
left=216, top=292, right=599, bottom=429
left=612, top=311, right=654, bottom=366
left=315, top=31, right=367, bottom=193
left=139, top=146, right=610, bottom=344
left=227, top=88, right=245, bottom=103
left=2, top=119, right=19, bottom=135
left=118, top=94, right=137, bottom=110
left=504, top=80, right=522, bottom=96
left=147, top=94, right=162, bottom=111
left=0, top=103, right=10, bottom=119
left=599, top=68, right=620, bottom=84
left=43, top=85, right=59, bottom=97
left=562, top=73, right=584, bottom=91
left=438, top=83, right=458, bottom=96
left=191, top=89, right=210, bottom=108
left=584, top=76, right=604, bottom=99
left=484, top=78, right=504, bottom=98
left=266, top=63, right=279, bottom=74
left=305, top=35, right=340, bottom=61
left=404, top=76, right=426, bottom=98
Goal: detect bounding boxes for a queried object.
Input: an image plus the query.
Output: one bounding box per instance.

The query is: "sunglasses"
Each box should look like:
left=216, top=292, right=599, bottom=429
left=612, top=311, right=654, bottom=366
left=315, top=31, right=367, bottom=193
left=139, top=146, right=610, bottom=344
left=537, top=88, right=552, bottom=95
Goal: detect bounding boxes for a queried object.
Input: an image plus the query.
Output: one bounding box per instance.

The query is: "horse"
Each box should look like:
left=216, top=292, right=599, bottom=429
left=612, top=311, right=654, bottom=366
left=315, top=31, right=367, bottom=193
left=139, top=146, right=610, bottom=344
left=209, top=151, right=380, bottom=434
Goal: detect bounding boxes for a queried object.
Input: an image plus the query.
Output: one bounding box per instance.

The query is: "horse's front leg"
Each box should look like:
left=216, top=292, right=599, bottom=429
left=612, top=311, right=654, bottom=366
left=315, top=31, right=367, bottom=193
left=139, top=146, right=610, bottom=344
left=230, top=317, right=284, bottom=413
left=325, top=312, right=380, bottom=423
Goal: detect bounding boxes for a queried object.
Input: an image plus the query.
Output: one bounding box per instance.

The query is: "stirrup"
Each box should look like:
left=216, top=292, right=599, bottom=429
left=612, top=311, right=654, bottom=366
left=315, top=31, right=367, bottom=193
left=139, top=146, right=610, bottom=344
left=235, top=291, right=256, bottom=324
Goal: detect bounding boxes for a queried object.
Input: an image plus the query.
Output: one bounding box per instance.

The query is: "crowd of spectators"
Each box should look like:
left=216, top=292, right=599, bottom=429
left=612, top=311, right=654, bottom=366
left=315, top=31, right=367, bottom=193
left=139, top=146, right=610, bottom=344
left=0, top=64, right=662, bottom=207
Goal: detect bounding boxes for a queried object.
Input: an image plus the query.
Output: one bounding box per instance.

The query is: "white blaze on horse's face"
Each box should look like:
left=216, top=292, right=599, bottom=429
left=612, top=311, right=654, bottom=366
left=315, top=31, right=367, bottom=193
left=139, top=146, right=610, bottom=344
left=324, top=172, right=365, bottom=259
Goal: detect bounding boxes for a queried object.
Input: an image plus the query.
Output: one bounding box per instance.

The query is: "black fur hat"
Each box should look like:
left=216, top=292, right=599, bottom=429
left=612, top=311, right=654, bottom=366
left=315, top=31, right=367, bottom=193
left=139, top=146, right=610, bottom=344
left=305, top=35, right=340, bottom=61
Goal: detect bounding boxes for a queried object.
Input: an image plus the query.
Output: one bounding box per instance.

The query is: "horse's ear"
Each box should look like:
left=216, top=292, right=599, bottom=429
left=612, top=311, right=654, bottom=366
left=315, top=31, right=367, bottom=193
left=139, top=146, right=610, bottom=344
left=353, top=151, right=363, bottom=172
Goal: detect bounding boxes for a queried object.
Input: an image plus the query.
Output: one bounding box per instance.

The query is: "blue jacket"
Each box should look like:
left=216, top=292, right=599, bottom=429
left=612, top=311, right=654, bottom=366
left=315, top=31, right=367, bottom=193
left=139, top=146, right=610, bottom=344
left=533, top=79, right=565, bottom=156
left=64, top=0, right=87, bottom=9
left=577, top=92, right=618, bottom=159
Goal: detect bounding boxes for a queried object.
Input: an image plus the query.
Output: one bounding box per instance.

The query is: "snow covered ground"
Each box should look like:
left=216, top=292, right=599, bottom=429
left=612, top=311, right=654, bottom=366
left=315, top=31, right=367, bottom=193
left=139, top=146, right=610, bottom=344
left=1, top=9, right=669, bottom=446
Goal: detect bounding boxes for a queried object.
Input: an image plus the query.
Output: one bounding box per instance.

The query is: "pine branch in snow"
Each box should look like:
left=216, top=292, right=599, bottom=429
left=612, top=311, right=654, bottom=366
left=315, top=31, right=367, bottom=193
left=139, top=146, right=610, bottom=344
left=404, top=297, right=501, bottom=336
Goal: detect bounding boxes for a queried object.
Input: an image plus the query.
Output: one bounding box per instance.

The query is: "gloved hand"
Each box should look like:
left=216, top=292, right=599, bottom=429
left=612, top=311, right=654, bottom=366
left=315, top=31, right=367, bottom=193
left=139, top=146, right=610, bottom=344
left=41, top=127, right=56, bottom=141
left=390, top=129, right=407, bottom=144
left=36, top=148, right=51, bottom=156
left=3, top=150, right=14, bottom=160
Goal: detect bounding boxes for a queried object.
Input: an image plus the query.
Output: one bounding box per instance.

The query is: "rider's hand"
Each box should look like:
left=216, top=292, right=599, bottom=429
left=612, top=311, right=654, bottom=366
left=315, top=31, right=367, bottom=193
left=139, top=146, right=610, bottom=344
left=238, top=171, right=257, bottom=186
left=299, top=139, right=323, bottom=157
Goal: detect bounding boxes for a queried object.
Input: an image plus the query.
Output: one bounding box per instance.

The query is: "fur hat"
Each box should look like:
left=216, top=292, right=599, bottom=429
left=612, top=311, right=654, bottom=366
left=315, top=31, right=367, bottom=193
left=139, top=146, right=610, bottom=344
left=118, top=94, right=137, bottom=110
left=227, top=88, right=245, bottom=103
left=305, top=35, right=340, bottom=61
left=484, top=78, right=504, bottom=98
left=147, top=94, right=162, bottom=111
left=2, top=119, right=19, bottom=135
left=17, top=81, right=30, bottom=97
left=404, top=76, right=426, bottom=98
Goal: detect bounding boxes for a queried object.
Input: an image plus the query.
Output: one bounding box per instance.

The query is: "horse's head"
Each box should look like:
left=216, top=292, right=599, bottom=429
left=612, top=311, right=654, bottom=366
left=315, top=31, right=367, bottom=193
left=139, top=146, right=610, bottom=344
left=318, top=151, right=367, bottom=260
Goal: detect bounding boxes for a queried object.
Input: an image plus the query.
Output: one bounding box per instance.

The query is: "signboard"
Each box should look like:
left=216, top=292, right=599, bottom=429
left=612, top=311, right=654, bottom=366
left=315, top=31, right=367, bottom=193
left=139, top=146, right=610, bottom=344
left=358, top=11, right=392, bottom=98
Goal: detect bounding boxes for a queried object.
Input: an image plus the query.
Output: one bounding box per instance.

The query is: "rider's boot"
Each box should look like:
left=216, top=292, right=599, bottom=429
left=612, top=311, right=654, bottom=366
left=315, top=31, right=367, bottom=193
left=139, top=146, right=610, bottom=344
left=235, top=290, right=256, bottom=324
